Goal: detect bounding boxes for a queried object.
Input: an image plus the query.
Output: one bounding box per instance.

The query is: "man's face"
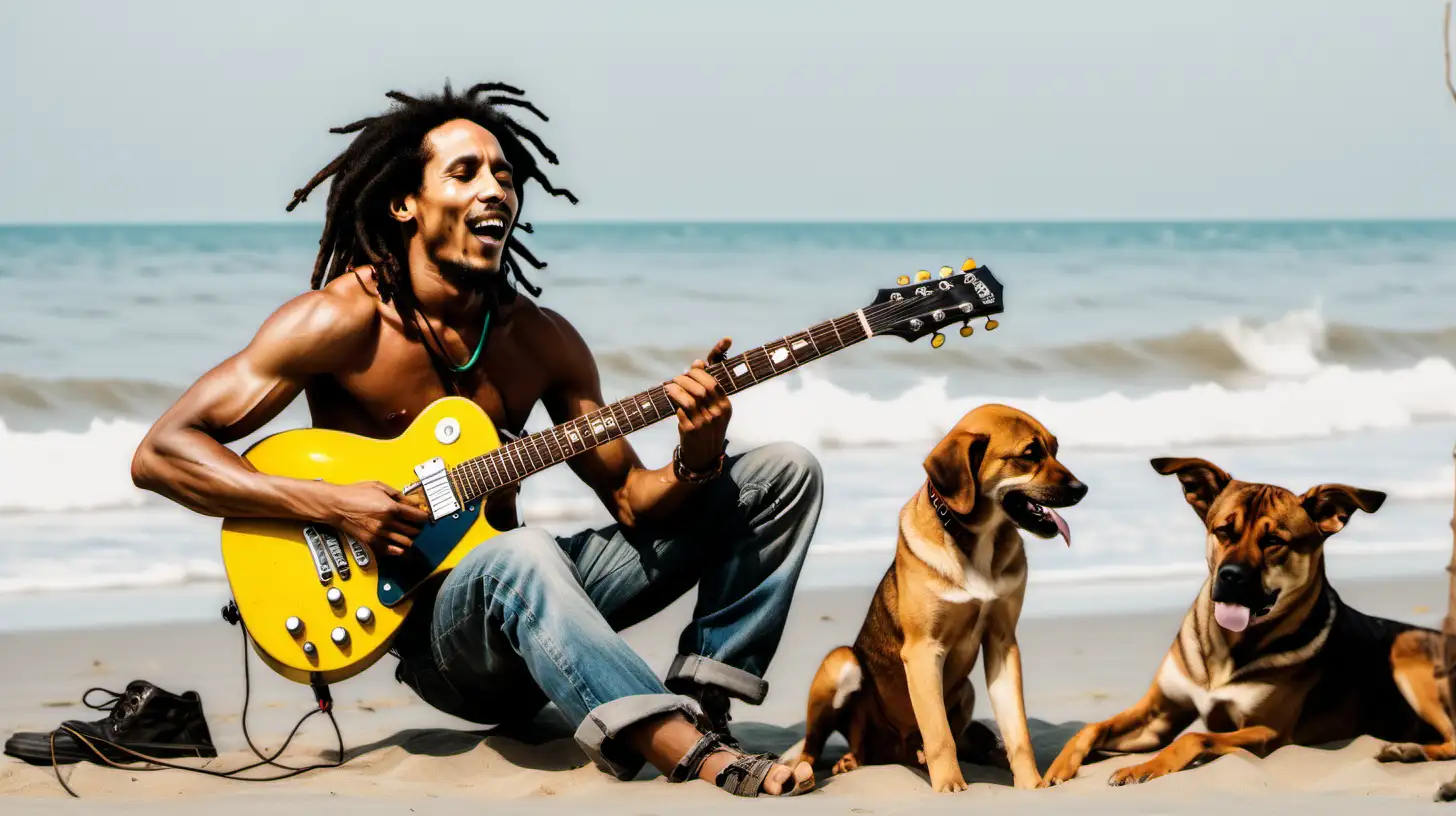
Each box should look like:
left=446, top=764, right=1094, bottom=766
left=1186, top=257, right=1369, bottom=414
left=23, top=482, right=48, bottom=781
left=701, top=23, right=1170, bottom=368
left=397, top=118, right=518, bottom=278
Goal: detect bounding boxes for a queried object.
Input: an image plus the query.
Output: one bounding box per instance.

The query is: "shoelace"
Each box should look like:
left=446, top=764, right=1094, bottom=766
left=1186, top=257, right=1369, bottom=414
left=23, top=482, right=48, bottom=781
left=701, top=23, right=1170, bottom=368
left=80, top=687, right=144, bottom=728
left=49, top=626, right=344, bottom=798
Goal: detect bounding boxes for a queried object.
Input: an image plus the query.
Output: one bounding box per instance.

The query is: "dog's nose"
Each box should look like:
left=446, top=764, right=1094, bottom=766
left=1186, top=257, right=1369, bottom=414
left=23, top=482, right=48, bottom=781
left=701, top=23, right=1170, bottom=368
left=1066, top=479, right=1088, bottom=501
left=1217, top=563, right=1253, bottom=588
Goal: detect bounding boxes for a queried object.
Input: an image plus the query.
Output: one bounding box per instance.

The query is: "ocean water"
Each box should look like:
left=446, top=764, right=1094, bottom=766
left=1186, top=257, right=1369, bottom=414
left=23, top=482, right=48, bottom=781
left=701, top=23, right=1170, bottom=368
left=2, top=221, right=1456, bottom=631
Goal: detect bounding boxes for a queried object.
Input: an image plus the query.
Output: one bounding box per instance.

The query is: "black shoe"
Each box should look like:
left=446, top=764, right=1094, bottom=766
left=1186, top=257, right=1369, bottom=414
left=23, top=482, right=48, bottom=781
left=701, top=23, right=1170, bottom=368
left=4, top=681, right=217, bottom=766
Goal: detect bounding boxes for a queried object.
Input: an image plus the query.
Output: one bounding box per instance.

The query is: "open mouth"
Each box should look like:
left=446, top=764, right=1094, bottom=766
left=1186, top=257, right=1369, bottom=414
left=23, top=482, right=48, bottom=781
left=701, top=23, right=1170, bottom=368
left=467, top=214, right=509, bottom=244
left=1000, top=491, right=1073, bottom=546
left=1212, top=590, right=1280, bottom=633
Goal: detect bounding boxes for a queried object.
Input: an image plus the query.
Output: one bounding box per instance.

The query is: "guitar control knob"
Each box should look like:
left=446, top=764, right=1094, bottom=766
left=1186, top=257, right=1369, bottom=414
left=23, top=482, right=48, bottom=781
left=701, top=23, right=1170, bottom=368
left=326, top=587, right=344, bottom=607
left=302, top=641, right=317, bottom=657
left=285, top=616, right=304, bottom=636
left=355, top=606, right=374, bottom=625
left=331, top=627, right=350, bottom=647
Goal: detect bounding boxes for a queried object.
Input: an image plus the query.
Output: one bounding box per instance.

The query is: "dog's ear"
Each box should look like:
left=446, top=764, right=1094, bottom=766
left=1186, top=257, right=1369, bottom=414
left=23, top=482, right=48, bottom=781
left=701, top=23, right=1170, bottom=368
left=924, top=431, right=990, bottom=516
left=1300, top=484, right=1386, bottom=536
left=1150, top=457, right=1233, bottom=522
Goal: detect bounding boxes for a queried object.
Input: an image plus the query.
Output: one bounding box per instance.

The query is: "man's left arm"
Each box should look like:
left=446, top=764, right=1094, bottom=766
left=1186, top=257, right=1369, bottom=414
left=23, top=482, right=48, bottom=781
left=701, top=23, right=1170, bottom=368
left=538, top=308, right=732, bottom=529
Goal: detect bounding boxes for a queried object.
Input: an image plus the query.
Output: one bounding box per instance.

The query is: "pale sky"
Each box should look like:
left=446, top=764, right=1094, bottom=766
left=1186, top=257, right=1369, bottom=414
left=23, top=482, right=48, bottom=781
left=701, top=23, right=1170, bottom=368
left=1, top=0, right=1453, bottom=223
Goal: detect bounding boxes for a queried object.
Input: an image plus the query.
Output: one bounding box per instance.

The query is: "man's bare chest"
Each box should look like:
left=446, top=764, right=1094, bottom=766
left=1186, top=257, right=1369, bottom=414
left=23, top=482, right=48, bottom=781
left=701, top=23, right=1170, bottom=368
left=308, top=327, right=551, bottom=442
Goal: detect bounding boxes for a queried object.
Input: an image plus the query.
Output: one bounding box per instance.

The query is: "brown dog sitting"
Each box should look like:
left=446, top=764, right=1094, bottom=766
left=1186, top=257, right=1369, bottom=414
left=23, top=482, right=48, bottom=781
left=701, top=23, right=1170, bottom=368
left=1043, top=457, right=1455, bottom=788
left=794, top=404, right=1086, bottom=792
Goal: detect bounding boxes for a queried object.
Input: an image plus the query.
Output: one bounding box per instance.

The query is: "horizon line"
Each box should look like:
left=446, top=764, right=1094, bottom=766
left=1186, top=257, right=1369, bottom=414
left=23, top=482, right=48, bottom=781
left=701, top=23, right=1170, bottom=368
left=3, top=216, right=1456, bottom=229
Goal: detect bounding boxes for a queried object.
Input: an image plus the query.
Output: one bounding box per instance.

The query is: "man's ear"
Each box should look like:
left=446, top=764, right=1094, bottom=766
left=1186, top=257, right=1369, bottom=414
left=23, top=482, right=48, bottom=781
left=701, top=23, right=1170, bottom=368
left=923, top=431, right=989, bottom=516
left=1300, top=484, right=1386, bottom=537
left=1150, top=457, right=1233, bottom=522
left=390, top=194, right=416, bottom=223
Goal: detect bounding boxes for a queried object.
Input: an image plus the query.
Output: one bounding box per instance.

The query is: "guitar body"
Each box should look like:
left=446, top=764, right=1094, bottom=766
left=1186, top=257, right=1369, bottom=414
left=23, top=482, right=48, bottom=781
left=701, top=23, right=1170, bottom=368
left=220, top=397, right=503, bottom=684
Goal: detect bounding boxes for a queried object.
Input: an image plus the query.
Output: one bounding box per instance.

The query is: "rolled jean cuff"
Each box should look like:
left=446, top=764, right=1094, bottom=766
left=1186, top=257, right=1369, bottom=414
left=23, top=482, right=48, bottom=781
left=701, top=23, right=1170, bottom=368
left=665, top=654, right=768, bottom=705
left=573, top=693, right=703, bottom=780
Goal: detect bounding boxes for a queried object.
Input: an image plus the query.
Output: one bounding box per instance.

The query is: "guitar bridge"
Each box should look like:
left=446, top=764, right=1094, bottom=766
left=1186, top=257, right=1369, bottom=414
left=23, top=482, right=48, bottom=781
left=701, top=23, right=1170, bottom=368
left=413, top=457, right=461, bottom=521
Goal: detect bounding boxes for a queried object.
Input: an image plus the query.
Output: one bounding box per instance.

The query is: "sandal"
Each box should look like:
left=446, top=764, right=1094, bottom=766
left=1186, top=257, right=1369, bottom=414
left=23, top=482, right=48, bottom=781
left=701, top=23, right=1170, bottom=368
left=666, top=731, right=815, bottom=797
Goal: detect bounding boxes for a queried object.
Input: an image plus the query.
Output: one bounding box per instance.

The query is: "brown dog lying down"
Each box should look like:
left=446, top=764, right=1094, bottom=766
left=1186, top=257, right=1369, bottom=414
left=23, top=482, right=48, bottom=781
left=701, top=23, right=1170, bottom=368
left=793, top=404, right=1086, bottom=792
left=1044, top=457, right=1455, bottom=787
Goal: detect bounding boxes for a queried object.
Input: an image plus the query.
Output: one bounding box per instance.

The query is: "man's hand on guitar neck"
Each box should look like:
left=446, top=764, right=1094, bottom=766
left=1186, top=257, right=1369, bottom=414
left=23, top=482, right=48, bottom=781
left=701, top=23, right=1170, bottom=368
left=665, top=337, right=734, bottom=479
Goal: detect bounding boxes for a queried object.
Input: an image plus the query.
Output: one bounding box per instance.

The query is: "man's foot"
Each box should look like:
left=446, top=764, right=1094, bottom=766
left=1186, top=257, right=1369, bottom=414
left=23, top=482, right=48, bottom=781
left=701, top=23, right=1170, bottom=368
left=629, top=711, right=812, bottom=797
left=670, top=730, right=814, bottom=796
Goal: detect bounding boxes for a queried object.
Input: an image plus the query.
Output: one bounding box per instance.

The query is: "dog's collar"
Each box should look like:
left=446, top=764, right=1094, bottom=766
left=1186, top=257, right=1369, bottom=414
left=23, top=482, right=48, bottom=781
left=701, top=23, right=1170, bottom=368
left=925, top=483, right=960, bottom=532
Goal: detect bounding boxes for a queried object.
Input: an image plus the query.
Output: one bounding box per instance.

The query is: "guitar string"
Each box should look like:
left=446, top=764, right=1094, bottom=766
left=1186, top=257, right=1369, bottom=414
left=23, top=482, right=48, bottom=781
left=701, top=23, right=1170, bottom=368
left=453, top=277, right=998, bottom=495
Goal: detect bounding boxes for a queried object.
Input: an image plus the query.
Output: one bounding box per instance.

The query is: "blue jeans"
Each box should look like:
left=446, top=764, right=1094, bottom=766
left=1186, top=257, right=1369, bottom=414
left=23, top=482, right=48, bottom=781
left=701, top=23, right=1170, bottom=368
left=393, top=442, right=822, bottom=778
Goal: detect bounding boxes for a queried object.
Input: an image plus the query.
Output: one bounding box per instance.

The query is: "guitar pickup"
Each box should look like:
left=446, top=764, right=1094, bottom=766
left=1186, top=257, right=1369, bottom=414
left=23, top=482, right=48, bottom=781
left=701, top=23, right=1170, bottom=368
left=301, top=525, right=334, bottom=584
left=344, top=532, right=371, bottom=568
left=317, top=527, right=351, bottom=580
left=413, top=457, right=461, bottom=520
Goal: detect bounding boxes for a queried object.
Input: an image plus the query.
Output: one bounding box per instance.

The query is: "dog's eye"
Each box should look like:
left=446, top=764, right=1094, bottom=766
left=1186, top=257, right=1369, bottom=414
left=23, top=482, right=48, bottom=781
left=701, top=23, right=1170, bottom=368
left=1262, top=535, right=1286, bottom=549
left=1020, top=443, right=1042, bottom=460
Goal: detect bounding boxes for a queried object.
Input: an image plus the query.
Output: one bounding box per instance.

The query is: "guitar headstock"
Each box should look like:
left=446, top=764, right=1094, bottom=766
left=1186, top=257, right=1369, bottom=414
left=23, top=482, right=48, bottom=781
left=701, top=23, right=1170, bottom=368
left=864, top=259, right=1004, bottom=345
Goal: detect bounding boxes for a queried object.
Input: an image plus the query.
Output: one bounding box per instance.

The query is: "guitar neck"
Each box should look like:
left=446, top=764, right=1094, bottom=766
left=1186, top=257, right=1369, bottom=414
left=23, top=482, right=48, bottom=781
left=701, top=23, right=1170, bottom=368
left=447, top=310, right=873, bottom=503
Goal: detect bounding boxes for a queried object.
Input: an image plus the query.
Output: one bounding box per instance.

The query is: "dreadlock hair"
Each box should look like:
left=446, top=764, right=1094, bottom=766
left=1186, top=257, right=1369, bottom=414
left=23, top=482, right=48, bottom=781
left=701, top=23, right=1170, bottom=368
left=286, top=81, right=577, bottom=337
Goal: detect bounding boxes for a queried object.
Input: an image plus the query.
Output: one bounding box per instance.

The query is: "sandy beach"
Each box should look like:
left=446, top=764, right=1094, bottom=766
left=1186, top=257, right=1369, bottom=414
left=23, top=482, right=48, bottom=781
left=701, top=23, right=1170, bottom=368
left=4, top=573, right=1456, bottom=814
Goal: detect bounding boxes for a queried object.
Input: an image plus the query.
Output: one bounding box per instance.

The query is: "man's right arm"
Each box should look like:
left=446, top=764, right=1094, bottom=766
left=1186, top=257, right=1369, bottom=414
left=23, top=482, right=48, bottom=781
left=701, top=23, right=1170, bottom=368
left=130, top=285, right=427, bottom=554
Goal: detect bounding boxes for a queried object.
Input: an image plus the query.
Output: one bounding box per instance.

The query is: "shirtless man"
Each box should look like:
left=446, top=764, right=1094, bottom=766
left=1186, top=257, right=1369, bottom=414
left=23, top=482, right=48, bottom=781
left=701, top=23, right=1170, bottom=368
left=129, top=83, right=820, bottom=797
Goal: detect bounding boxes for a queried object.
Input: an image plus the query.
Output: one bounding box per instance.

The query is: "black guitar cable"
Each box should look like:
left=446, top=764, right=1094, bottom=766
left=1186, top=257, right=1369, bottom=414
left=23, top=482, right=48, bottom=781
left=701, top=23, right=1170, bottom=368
left=49, top=602, right=348, bottom=797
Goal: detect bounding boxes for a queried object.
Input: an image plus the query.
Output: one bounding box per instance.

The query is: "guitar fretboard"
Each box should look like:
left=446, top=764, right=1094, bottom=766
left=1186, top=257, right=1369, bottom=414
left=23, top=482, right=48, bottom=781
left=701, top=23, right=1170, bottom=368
left=446, top=311, right=872, bottom=503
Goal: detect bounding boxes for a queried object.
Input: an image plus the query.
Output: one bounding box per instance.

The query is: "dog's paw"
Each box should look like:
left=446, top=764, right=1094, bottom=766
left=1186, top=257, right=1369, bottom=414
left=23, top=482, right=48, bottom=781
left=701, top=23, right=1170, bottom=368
left=1013, top=772, right=1043, bottom=790
left=831, top=753, right=860, bottom=775
left=1040, top=758, right=1080, bottom=787
left=1435, top=779, right=1456, bottom=802
left=1377, top=742, right=1428, bottom=763
left=1107, top=762, right=1166, bottom=787
left=930, top=773, right=970, bottom=794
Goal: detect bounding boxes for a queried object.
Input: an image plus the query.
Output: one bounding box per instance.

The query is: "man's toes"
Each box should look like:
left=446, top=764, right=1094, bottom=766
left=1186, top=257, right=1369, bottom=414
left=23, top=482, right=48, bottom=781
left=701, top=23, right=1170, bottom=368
left=762, top=762, right=814, bottom=796
left=762, top=764, right=792, bottom=795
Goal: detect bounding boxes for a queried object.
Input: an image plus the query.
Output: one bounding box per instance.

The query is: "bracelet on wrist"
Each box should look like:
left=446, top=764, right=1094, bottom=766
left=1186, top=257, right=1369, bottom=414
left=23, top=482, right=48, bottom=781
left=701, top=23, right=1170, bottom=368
left=673, top=443, right=725, bottom=484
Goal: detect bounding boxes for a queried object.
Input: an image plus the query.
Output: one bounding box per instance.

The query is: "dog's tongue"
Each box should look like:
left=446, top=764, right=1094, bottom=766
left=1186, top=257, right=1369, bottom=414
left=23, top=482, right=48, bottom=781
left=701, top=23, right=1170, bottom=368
left=1044, top=505, right=1071, bottom=547
left=1214, top=602, right=1251, bottom=632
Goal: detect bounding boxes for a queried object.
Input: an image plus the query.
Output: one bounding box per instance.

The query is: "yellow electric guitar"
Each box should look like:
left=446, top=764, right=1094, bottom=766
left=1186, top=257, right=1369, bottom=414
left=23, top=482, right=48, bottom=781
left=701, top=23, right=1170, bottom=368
left=220, top=261, right=1005, bottom=686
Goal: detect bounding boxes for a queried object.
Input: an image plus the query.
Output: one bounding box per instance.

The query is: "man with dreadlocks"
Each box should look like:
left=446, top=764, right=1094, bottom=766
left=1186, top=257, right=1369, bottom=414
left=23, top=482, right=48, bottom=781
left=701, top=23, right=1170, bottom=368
left=130, top=82, right=819, bottom=797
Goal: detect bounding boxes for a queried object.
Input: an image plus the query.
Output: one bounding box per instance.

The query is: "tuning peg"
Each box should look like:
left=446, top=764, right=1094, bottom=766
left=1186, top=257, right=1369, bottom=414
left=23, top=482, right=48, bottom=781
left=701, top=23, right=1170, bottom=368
left=897, top=274, right=910, bottom=285
left=959, top=324, right=974, bottom=337
left=915, top=269, right=932, bottom=282
left=961, top=258, right=978, bottom=271
left=939, top=266, right=953, bottom=278
left=984, top=318, right=999, bottom=331
left=930, top=332, right=946, bottom=348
